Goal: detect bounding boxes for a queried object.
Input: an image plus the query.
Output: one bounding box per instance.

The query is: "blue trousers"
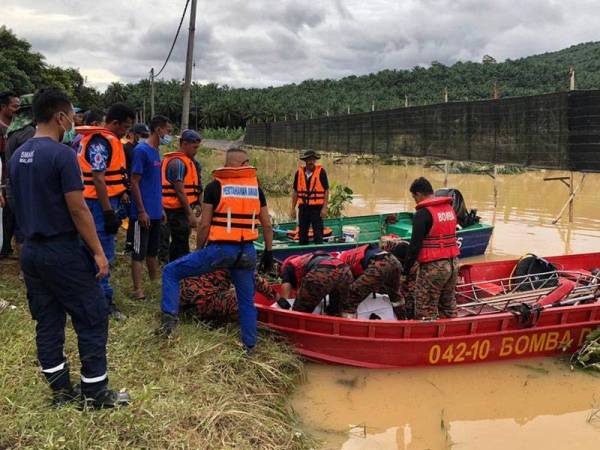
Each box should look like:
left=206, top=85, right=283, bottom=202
left=21, top=238, right=110, bottom=395
left=162, top=242, right=257, bottom=348
left=86, top=197, right=120, bottom=307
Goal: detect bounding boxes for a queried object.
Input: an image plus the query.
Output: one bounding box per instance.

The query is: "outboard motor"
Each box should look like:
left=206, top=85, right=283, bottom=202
left=435, top=188, right=480, bottom=228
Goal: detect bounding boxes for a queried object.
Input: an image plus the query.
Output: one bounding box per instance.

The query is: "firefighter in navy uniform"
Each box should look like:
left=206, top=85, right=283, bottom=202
left=291, top=149, right=329, bottom=245
left=77, top=103, right=135, bottom=320
left=404, top=177, right=460, bottom=320
left=8, top=88, right=129, bottom=408
left=159, top=147, right=274, bottom=354
left=278, top=252, right=353, bottom=315
left=337, top=243, right=406, bottom=318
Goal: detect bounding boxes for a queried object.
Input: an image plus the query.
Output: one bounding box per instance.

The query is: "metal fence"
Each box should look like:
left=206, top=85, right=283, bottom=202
left=245, top=90, right=600, bottom=172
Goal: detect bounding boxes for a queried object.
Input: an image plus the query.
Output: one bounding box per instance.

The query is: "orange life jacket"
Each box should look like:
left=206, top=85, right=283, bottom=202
left=77, top=127, right=127, bottom=199
left=416, top=197, right=460, bottom=263
left=161, top=152, right=201, bottom=209
left=208, top=166, right=261, bottom=242
left=296, top=165, right=326, bottom=206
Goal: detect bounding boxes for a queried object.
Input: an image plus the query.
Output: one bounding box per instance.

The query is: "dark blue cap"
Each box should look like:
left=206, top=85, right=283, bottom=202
left=132, top=123, right=150, bottom=136
left=181, top=129, right=202, bottom=142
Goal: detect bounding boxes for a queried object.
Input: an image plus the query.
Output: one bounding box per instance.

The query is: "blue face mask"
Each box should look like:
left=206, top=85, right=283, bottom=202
left=159, top=134, right=173, bottom=145
left=60, top=114, right=76, bottom=144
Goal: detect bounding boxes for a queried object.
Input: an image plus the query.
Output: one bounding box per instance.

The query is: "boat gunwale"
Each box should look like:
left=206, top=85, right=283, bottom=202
left=257, top=301, right=600, bottom=342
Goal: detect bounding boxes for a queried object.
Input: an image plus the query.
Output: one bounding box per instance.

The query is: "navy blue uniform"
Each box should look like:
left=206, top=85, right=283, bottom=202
left=9, top=137, right=110, bottom=396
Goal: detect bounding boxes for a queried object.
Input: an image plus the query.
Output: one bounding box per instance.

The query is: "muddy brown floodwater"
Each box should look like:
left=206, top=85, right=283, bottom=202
left=210, top=148, right=600, bottom=449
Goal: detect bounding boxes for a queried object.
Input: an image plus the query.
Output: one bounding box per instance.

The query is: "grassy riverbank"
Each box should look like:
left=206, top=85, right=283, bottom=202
left=0, top=253, right=313, bottom=449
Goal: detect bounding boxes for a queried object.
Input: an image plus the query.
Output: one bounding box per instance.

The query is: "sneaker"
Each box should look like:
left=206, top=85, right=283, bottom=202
left=82, top=389, right=131, bottom=410
left=110, top=308, right=127, bottom=321
left=155, top=312, right=178, bottom=336
left=52, top=384, right=81, bottom=407
left=244, top=346, right=255, bottom=358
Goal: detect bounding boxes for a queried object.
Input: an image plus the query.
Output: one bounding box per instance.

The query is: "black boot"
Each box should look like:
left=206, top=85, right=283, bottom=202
left=52, top=384, right=81, bottom=407
left=82, top=389, right=131, bottom=410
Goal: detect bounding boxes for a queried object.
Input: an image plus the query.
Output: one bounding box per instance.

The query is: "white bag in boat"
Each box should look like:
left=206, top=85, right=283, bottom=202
left=356, top=294, right=396, bottom=320
left=271, top=293, right=397, bottom=320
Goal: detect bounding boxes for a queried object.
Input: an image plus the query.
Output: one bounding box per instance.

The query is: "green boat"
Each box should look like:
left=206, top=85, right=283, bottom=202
left=255, top=211, right=494, bottom=261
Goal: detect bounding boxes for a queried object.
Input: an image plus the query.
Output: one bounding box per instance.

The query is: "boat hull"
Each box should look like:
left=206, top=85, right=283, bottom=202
left=256, top=252, right=600, bottom=368
left=256, top=211, right=494, bottom=260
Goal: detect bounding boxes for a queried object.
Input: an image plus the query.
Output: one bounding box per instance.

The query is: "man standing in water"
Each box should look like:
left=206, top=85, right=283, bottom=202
left=291, top=149, right=329, bottom=245
left=404, top=177, right=459, bottom=319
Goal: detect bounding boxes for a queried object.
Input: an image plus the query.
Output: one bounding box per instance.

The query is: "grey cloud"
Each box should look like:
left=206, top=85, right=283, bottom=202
left=4, top=0, right=600, bottom=89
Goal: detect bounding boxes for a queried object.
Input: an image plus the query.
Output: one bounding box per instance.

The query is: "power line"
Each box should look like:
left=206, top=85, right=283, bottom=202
left=154, top=0, right=191, bottom=78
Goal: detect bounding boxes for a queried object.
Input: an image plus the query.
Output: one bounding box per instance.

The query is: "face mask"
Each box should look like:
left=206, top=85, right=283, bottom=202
left=139, top=138, right=148, bottom=144
left=60, top=114, right=76, bottom=143
left=159, top=134, right=173, bottom=145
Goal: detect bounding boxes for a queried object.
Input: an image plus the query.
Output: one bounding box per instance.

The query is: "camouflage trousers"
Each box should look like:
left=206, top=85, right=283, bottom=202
left=407, top=258, right=459, bottom=320
left=344, top=254, right=403, bottom=313
left=179, top=270, right=277, bottom=322
left=293, top=263, right=353, bottom=315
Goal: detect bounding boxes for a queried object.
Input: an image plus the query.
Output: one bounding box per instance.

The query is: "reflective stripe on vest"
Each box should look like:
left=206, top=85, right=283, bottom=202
left=208, top=166, right=260, bottom=242
left=296, top=165, right=325, bottom=206
left=77, top=127, right=127, bottom=199
left=161, top=152, right=201, bottom=209
left=337, top=244, right=369, bottom=277
left=416, top=196, right=460, bottom=263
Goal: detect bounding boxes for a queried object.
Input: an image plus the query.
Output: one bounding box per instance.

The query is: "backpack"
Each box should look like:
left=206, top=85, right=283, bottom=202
left=510, top=254, right=559, bottom=291
left=434, top=188, right=480, bottom=228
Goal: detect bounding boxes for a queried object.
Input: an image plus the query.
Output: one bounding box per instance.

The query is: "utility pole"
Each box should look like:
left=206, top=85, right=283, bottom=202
left=181, top=0, right=198, bottom=130
left=150, top=68, right=155, bottom=118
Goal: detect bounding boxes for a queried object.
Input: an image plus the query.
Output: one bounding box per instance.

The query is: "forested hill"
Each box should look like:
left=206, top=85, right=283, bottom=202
left=3, top=24, right=600, bottom=128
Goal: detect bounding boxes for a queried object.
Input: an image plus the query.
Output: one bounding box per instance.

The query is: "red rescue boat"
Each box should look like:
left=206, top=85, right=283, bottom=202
left=255, top=252, right=600, bottom=368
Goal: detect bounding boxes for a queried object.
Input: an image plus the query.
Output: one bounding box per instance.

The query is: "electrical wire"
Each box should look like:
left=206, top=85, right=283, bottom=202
left=154, top=0, right=191, bottom=78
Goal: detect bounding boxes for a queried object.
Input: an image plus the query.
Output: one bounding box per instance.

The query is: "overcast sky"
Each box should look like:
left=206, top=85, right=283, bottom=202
left=3, top=0, right=600, bottom=91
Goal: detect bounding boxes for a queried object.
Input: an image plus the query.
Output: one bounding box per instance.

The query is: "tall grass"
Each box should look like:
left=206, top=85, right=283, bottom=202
left=0, top=250, right=313, bottom=449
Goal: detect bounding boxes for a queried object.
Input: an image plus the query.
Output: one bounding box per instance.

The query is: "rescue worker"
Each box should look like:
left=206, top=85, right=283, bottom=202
left=180, top=271, right=277, bottom=323
left=404, top=177, right=460, bottom=319
left=70, top=109, right=104, bottom=152
left=291, top=149, right=329, bottom=245
left=0, top=91, right=20, bottom=258
left=2, top=94, right=35, bottom=277
left=159, top=147, right=274, bottom=355
left=337, top=243, right=406, bottom=318
left=278, top=252, right=353, bottom=315
left=8, top=88, right=129, bottom=408
left=160, top=129, right=202, bottom=262
left=78, top=103, right=135, bottom=320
